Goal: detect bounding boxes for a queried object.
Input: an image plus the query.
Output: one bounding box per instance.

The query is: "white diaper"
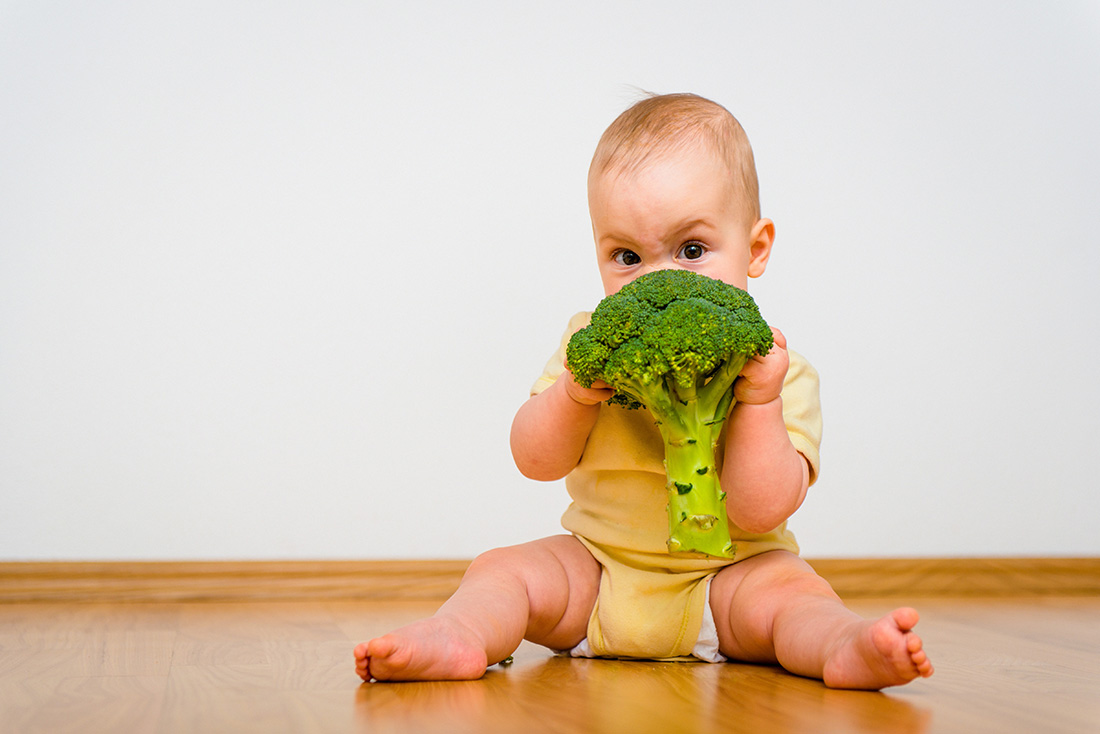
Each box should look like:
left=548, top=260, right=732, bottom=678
left=566, top=575, right=726, bottom=663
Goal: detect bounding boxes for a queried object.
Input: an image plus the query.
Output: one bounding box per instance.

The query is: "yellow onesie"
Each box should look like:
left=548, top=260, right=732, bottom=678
left=532, top=312, right=823, bottom=660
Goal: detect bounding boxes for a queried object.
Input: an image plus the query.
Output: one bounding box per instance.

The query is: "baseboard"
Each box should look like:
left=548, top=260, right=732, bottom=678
left=0, top=560, right=470, bottom=603
left=805, top=557, right=1100, bottom=598
left=1, top=557, right=1097, bottom=603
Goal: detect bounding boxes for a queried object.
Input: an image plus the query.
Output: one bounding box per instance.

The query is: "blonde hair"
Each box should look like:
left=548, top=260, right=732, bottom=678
left=589, top=93, right=761, bottom=222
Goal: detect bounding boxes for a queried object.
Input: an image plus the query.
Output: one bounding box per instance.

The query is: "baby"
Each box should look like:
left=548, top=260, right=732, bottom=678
left=355, top=93, right=933, bottom=690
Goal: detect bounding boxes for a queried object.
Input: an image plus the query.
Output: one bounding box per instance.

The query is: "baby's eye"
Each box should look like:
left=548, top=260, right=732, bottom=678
left=613, top=249, right=642, bottom=266
left=679, top=241, right=706, bottom=260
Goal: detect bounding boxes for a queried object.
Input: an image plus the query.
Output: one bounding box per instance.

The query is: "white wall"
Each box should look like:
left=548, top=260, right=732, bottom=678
left=2, top=1, right=1097, bottom=561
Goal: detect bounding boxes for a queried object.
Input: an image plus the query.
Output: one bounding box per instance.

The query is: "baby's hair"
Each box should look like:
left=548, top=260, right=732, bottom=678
left=590, top=93, right=761, bottom=222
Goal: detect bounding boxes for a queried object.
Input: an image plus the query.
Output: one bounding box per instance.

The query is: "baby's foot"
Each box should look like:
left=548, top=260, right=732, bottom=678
left=822, top=607, right=934, bottom=690
left=354, top=617, right=490, bottom=682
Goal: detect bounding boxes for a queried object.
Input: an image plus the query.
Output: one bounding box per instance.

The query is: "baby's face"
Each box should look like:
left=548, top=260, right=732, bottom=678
left=589, top=145, right=760, bottom=297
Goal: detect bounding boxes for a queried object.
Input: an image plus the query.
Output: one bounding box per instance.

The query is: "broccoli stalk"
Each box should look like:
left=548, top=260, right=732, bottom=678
left=565, top=269, right=774, bottom=559
left=634, top=350, right=745, bottom=558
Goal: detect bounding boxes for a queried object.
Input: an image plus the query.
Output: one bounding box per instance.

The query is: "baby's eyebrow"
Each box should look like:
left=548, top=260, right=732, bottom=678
left=671, top=218, right=715, bottom=238
left=596, top=233, right=637, bottom=249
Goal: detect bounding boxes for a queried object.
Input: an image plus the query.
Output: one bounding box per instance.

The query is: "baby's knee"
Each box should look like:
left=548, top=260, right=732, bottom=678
left=724, top=553, right=839, bottom=611
left=777, top=567, right=839, bottom=601
left=463, top=537, right=569, bottom=579
left=753, top=554, right=838, bottom=598
left=462, top=536, right=600, bottom=615
left=464, top=544, right=528, bottom=579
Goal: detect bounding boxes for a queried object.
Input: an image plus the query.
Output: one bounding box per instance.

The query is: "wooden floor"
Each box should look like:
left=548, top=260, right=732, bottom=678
left=1, top=596, right=1097, bottom=733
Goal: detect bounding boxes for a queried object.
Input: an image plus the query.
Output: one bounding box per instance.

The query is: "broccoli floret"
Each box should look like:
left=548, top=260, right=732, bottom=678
left=566, top=269, right=774, bottom=559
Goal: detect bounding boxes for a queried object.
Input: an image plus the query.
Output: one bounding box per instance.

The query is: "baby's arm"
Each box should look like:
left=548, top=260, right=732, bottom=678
left=721, top=328, right=811, bottom=534
left=510, top=367, right=613, bottom=481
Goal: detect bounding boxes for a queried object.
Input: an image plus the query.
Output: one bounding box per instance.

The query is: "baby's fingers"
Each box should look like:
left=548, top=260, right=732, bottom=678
left=746, top=327, right=785, bottom=368
left=769, top=326, right=786, bottom=352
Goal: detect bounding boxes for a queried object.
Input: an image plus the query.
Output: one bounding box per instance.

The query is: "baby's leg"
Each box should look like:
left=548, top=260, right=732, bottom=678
left=354, top=534, right=599, bottom=682
left=710, top=551, right=933, bottom=690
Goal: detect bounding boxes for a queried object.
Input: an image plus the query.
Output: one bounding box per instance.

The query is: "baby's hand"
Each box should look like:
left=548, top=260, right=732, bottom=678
left=734, top=327, right=789, bottom=406
left=561, top=361, right=616, bottom=406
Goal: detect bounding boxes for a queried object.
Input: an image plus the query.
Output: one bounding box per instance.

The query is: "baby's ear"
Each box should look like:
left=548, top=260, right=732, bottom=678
left=747, top=218, right=775, bottom=278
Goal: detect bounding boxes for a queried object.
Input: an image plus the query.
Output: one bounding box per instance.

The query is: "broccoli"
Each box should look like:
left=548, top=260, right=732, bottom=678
left=565, top=269, right=774, bottom=559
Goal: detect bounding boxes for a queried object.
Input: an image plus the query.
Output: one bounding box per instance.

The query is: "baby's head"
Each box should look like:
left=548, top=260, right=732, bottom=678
left=588, top=93, right=774, bottom=296
left=589, top=93, right=760, bottom=228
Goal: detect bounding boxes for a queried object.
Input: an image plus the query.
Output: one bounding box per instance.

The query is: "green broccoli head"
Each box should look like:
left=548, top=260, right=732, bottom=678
left=564, top=268, right=775, bottom=559
left=566, top=269, right=773, bottom=407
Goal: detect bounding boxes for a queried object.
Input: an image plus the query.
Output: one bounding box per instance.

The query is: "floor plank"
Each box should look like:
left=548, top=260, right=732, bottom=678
left=0, top=597, right=1097, bottom=733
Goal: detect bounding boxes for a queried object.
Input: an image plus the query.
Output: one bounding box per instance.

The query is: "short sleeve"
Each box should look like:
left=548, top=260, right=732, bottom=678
left=782, top=351, right=823, bottom=486
left=530, top=312, right=592, bottom=397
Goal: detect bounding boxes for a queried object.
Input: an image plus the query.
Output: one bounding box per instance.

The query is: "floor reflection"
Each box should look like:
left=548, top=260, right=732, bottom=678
left=353, top=651, right=931, bottom=734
